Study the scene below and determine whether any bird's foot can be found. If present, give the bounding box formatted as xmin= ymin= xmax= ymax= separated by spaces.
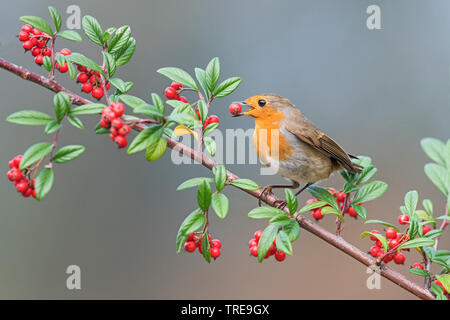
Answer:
xmin=273 ymin=200 xmax=287 ymax=210
xmin=258 ymin=185 xmax=273 ymax=207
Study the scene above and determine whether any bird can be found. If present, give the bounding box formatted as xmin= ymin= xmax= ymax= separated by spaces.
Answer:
xmin=233 ymin=94 xmax=362 ymax=207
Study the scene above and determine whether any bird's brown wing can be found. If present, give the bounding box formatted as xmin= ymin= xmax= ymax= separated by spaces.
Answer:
xmin=286 ymin=124 xmax=362 ymax=173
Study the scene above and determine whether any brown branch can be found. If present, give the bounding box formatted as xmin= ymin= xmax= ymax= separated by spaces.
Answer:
xmin=0 ymin=55 xmax=435 ymax=300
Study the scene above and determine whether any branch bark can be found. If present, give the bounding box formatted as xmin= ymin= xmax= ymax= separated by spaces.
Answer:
xmin=0 ymin=56 xmax=435 ymax=300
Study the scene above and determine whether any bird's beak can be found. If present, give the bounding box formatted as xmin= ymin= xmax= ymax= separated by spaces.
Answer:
xmin=232 ymin=101 xmax=253 ymax=117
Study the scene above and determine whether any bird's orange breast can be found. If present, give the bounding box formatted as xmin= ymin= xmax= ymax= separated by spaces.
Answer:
xmin=253 ymin=110 xmax=293 ymax=163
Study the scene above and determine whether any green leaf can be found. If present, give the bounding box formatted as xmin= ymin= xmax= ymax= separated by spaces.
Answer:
xmin=119 ymin=94 xmax=147 ymax=109
xmin=203 ymin=122 xmax=219 ymax=136
xmin=352 ymin=181 xmax=388 ymax=204
xmin=257 ymin=224 xmax=279 ymax=262
xmin=68 ymin=115 xmax=84 ymax=129
xmin=70 ymin=103 xmax=106 ymax=115
xmin=177 ymin=177 xmax=213 ymax=191
xmin=95 ymin=122 xmax=109 ymax=134
xmin=204 ymin=136 xmax=216 ymax=156
xmin=213 ymin=77 xmax=242 ymax=98
xmin=212 ymin=165 xmax=227 ymax=192
xmin=355 ymin=166 xmax=377 ymax=185
xmin=423 ymin=199 xmax=434 ymax=216
xmin=424 ymin=163 xmax=448 ymax=196
xmin=321 ymin=206 xmax=345 ymax=222
xmin=352 ymin=204 xmax=367 ymax=219
xmin=408 ymin=268 xmax=430 ymax=277
xmin=307 ymin=185 xmax=339 ymax=210
xmin=211 ymin=193 xmax=229 ymax=219
xmin=115 ymin=37 xmax=136 ymax=67
xmin=230 ymin=179 xmax=259 ymax=190
xmin=108 ymin=25 xmax=131 ymax=53
xmin=34 ymin=168 xmax=54 ymax=201
xmin=298 ymin=201 xmax=327 ymax=214
xmin=435 ymin=274 xmax=450 ymax=293
xmin=197 ymin=180 xmax=212 ymax=211
xmin=66 ymin=53 xmax=105 ymax=76
xmin=424 ymin=230 xmax=443 ymax=239
xmin=53 ymin=145 xmax=85 ymax=163
xmin=205 ymin=57 xmax=220 ymax=92
xmin=436 ymin=215 xmax=450 ymax=221
xmin=44 ymin=120 xmax=61 ymax=134
xmin=127 ymin=125 xmax=163 ymax=154
xmin=48 ymin=7 xmax=61 ymax=32
xmin=6 ymin=110 xmax=53 ymax=126
xmin=269 ymin=214 xmax=292 ymax=226
xmin=53 ymin=92 xmax=71 ymax=122
xmin=201 ymin=231 xmax=211 ymax=263
xmin=82 ymin=15 xmax=103 ymax=46
xmin=57 ymin=30 xmax=82 ymax=42
xmin=175 ymin=209 xmax=204 ymax=253
xmin=19 ymin=16 xmax=53 ymax=36
xmin=157 ymin=67 xmax=199 ymax=91
xmin=397 ymin=237 xmax=435 ymax=250
xmin=43 ymin=56 xmax=52 ymax=72
xmin=197 ymin=100 xmax=208 ymax=123
xmin=20 ymin=142 xmax=53 ymax=170
xmin=365 ymin=220 xmax=399 ymax=232
xmin=283 ymin=220 xmax=301 ymax=242
xmin=431 ymin=283 xmax=448 ymax=300
xmin=145 ymin=138 xmax=167 ymax=162
xmin=421 ymin=138 xmax=446 ymax=166
xmin=285 ymin=189 xmax=298 ymax=215
xmin=195 ymin=68 xmax=210 ymax=99
xmin=103 ymin=51 xmax=116 ymax=77
xmin=276 ymin=230 xmax=293 ymax=255
xmin=109 ymin=78 xmax=126 ymax=92
xmin=404 ymin=190 xmax=419 ymax=216
xmin=103 ymin=27 xmax=117 ymax=43
xmin=134 ymin=104 xmax=164 ymax=119
xmin=248 ymin=206 xmax=286 ymax=219
xmin=151 ymin=93 xmax=165 ymax=114
xmin=360 ymin=231 xmax=388 ymax=252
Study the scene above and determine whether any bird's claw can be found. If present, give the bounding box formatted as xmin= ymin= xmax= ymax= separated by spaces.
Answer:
xmin=258 ymin=185 xmax=273 ymax=207
xmin=274 ymin=200 xmax=287 ymax=210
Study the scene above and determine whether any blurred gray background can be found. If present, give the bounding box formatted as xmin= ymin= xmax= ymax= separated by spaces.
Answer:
xmin=0 ymin=0 xmax=449 ymax=299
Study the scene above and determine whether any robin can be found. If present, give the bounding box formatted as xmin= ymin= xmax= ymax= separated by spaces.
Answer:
xmin=233 ymin=94 xmax=362 ymax=206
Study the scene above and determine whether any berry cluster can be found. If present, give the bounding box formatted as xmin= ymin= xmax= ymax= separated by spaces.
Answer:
xmin=18 ymin=24 xmax=52 ymax=66
xmin=99 ymin=102 xmax=130 ymax=148
xmin=184 ymin=233 xmax=222 ymax=259
xmin=306 ymin=188 xmax=359 ymax=221
xmin=54 ymin=48 xmax=72 ymax=73
xmin=164 ymin=81 xmax=220 ymax=130
xmin=77 ymin=66 xmax=110 ymax=100
xmin=6 ymin=155 xmax=36 ymax=199
xmin=248 ymin=230 xmax=286 ymax=262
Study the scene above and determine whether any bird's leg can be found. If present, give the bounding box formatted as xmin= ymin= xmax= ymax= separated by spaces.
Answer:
xmin=295 ymin=182 xmax=313 ymax=196
xmin=258 ymin=181 xmax=300 ymax=208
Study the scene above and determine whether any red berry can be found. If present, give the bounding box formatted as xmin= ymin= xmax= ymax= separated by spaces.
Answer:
xmin=22 ymin=40 xmax=33 ymax=51
xmin=164 ymin=87 xmax=177 ymax=99
xmin=184 ymin=241 xmax=196 ymax=253
xmin=337 ymin=191 xmax=346 ymax=202
xmin=383 ymin=254 xmax=393 ymax=263
xmin=347 ymin=206 xmax=358 ymax=217
xmin=82 ymin=82 xmax=93 ymax=93
xmin=118 ymin=124 xmax=131 ymax=136
xmin=100 ymin=118 xmax=111 ymax=129
xmin=7 ymin=168 xmax=22 ymax=182
xmin=385 ymin=227 xmax=397 ymax=239
xmin=229 ymin=103 xmax=242 ymax=116
xmin=250 ymin=245 xmax=258 ymax=257
xmin=36 ymin=39 xmax=46 ymax=48
xmin=21 ymin=24 xmax=33 ymax=33
xmin=370 ymin=230 xmax=380 ymax=241
xmin=59 ymin=48 xmax=72 ymax=56
xmin=58 ymin=62 xmax=69 ymax=73
xmin=31 ymin=28 xmax=41 ymax=36
xmin=207 ymin=115 xmax=219 ymax=124
xmin=274 ymin=250 xmax=286 ymax=262
xmin=31 ymin=47 xmax=41 ymax=56
xmin=16 ymin=180 xmax=28 ymax=193
xmin=389 ymin=238 xmax=399 ymax=249
xmin=92 ymin=87 xmax=104 ymax=100
xmin=312 ymin=208 xmax=324 ymax=220
xmin=114 ymin=136 xmax=128 ymax=149
xmin=8 ymin=160 xmax=16 ymax=168
xmin=376 ymin=250 xmax=385 ymax=258
xmin=89 ymin=75 xmax=97 ymax=84
xmin=411 ymin=263 xmax=424 ymax=269
xmin=171 ymin=81 xmax=182 ymax=90
xmin=305 ymin=198 xmax=318 ymax=205
xmin=179 ymin=96 xmax=188 ymax=103
xmin=13 ymin=155 xmax=23 ymax=167
xmin=398 ymin=214 xmax=409 ymax=225
xmin=30 ymin=37 xmax=38 ymax=46
xmin=77 ymin=73 xmax=88 ymax=83
xmin=433 ymin=280 xmax=446 ymax=293
xmin=376 ymin=240 xmax=383 ymax=248
xmin=267 ymin=244 xmax=276 ymax=256
xmin=34 ymin=54 xmax=44 ymax=65
xmin=187 ymin=233 xmax=195 ymax=241
xmin=42 ymin=47 xmax=52 ymax=56
xmin=111 ymin=102 xmax=125 ymax=117
xmin=210 ymin=247 xmax=221 ymax=259
xmin=248 ymin=239 xmax=258 ymax=248
xmin=393 ymin=253 xmax=405 ymax=265
xmin=254 ymin=230 xmax=263 ymax=241
xmin=22 ymin=187 xmax=33 ymax=198
xmin=106 ymin=82 xmax=111 ymax=90
xmin=77 ymin=65 xmax=87 ymax=72
xmin=18 ymin=31 xmax=29 ymax=42
xmin=211 ymin=239 xmax=222 ymax=249
xmin=370 ymin=246 xmax=380 ymax=257
xmin=422 ymin=225 xmax=431 ymax=235
xmin=111 ymin=118 xmax=123 ymax=129
xmin=31 ymin=188 xmax=36 ymax=199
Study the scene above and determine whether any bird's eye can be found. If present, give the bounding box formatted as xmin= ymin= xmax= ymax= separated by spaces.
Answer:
xmin=258 ymin=99 xmax=266 ymax=107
